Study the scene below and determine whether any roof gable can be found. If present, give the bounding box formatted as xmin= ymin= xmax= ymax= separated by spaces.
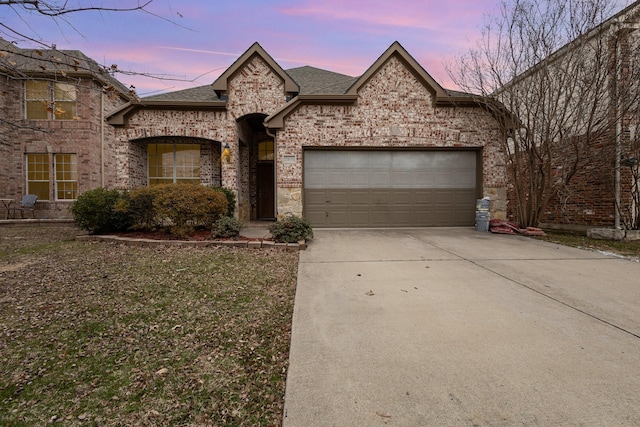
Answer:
xmin=346 ymin=41 xmax=447 ymax=98
xmin=211 ymin=42 xmax=299 ymax=95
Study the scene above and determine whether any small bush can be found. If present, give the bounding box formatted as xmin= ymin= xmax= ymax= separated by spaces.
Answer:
xmin=268 ymin=214 xmax=314 ymax=243
xmin=211 ymin=186 xmax=236 ymax=217
xmin=150 ymin=184 xmax=228 ymax=238
xmin=70 ymin=188 xmax=132 ymax=233
xmin=127 ymin=188 xmax=158 ymax=230
xmin=212 ymin=216 xmax=243 ymax=239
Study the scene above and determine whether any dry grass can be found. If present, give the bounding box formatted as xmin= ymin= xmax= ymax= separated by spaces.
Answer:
xmin=0 ymin=225 xmax=298 ymax=426
xmin=535 ymin=231 xmax=640 ymax=260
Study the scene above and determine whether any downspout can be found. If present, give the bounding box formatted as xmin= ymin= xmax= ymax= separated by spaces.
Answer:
xmin=614 ymin=22 xmax=622 ymax=230
xmin=101 ymin=90 xmax=105 ymax=188
xmin=615 ymin=84 xmax=621 ymax=229
xmin=613 ymin=21 xmax=640 ymax=230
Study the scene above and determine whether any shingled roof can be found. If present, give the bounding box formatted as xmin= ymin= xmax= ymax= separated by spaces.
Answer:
xmin=0 ymin=38 xmax=131 ymax=97
xmin=141 ymin=65 xmax=359 ymax=103
xmin=143 ymin=85 xmax=222 ymax=102
xmin=285 ymin=66 xmax=358 ymax=95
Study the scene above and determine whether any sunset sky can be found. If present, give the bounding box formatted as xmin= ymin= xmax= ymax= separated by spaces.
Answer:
xmin=1 ymin=0 xmax=632 ymax=96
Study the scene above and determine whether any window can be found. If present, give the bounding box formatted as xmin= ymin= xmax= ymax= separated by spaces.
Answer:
xmin=258 ymin=140 xmax=274 ymax=161
xmin=26 ymin=154 xmax=50 ymax=200
xmin=25 ymin=81 xmax=49 ymax=120
xmin=55 ymin=154 xmax=77 ymax=200
xmin=26 ymin=153 xmax=77 ymax=200
xmin=53 ymin=83 xmax=77 ymax=120
xmin=148 ymin=144 xmax=200 ymax=185
xmin=25 ymin=80 xmax=77 ymax=120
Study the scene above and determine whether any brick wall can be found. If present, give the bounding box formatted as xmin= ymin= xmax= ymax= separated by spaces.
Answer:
xmin=0 ymin=77 xmax=127 ymax=218
xmin=274 ymin=55 xmax=507 ymax=218
xmin=113 ymin=55 xmax=290 ymax=221
xmin=113 ymin=109 xmax=232 ymax=189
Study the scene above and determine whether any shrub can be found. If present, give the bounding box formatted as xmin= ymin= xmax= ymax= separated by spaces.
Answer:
xmin=268 ymin=214 xmax=314 ymax=243
xmin=212 ymin=216 xmax=243 ymax=239
xmin=211 ymin=186 xmax=236 ymax=217
xmin=70 ymin=188 xmax=132 ymax=233
xmin=127 ymin=187 xmax=158 ymax=230
xmin=150 ymin=184 xmax=228 ymax=238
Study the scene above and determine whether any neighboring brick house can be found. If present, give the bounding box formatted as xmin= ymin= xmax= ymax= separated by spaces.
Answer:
xmin=0 ymin=38 xmax=132 ymax=218
xmin=497 ymin=2 xmax=640 ymax=231
xmin=107 ymin=42 xmax=508 ymax=227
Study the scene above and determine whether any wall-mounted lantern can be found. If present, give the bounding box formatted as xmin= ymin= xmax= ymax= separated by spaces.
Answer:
xmin=222 ymin=143 xmax=231 ymax=163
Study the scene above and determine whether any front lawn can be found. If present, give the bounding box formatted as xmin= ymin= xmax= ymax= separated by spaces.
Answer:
xmin=0 ymin=225 xmax=298 ymax=426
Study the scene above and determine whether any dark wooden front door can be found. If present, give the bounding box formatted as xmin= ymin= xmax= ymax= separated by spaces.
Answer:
xmin=257 ymin=162 xmax=274 ymax=219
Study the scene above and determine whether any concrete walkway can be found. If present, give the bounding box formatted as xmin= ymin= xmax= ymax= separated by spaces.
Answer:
xmin=283 ymin=228 xmax=640 ymax=426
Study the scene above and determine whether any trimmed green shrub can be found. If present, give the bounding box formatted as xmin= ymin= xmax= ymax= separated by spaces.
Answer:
xmin=70 ymin=188 xmax=132 ymax=233
xmin=149 ymin=183 xmax=227 ymax=238
xmin=127 ymin=187 xmax=158 ymax=230
xmin=268 ymin=214 xmax=314 ymax=243
xmin=210 ymin=186 xmax=236 ymax=217
xmin=212 ymin=216 xmax=243 ymax=239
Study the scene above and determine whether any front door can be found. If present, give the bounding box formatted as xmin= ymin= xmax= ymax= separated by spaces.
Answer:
xmin=257 ymin=162 xmax=274 ymax=219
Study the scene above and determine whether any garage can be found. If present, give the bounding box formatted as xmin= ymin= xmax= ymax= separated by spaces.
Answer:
xmin=303 ymin=150 xmax=480 ymax=227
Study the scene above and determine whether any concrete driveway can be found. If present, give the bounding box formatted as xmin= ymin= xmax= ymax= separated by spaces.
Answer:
xmin=283 ymin=228 xmax=640 ymax=426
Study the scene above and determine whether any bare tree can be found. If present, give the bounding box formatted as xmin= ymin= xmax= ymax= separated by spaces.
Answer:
xmin=448 ymin=0 xmax=640 ymax=229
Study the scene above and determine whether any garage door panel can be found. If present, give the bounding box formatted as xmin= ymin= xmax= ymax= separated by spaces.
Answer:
xmin=350 ymin=191 xmax=370 ymax=206
xmin=327 ymin=171 xmax=350 ymax=187
xmin=349 ymin=209 xmax=371 ymax=227
xmin=391 ymin=190 xmax=413 ymax=206
xmin=328 ymin=190 xmax=349 ymax=206
xmin=306 ymin=210 xmax=329 ymax=226
xmin=391 ymin=171 xmax=413 ymax=187
xmin=305 ymin=189 xmax=328 ymax=207
xmin=304 ymin=150 xmax=479 ymax=227
xmin=371 ymin=208 xmax=392 ymax=227
xmin=370 ymin=171 xmax=391 ymax=187
xmin=349 ymin=171 xmax=370 ymax=187
xmin=391 ymin=210 xmax=412 ymax=227
xmin=327 ymin=210 xmax=349 ymax=227
xmin=370 ymin=190 xmax=391 ymax=207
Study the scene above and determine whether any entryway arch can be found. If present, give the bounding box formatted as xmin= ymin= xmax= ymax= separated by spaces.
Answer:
xmin=236 ymin=113 xmax=275 ymax=221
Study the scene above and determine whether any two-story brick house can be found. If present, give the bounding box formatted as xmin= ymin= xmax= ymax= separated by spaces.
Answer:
xmin=0 ymin=38 xmax=132 ymax=218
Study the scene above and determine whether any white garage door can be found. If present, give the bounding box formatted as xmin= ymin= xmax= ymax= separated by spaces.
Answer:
xmin=304 ymin=150 xmax=479 ymax=227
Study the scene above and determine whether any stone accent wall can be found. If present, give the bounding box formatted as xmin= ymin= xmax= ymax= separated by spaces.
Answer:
xmin=274 ymin=55 xmax=507 ymax=219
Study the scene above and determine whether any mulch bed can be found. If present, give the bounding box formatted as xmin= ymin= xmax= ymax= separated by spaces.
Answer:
xmin=110 ymin=229 xmax=269 ymax=242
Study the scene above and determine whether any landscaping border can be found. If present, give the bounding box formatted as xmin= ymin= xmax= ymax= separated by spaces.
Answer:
xmin=76 ymin=235 xmax=307 ymax=250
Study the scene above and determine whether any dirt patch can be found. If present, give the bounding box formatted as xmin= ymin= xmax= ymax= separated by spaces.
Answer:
xmin=0 ymin=260 xmax=33 ymax=273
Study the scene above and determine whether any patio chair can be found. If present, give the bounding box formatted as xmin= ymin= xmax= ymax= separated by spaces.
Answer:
xmin=12 ymin=194 xmax=38 ymax=219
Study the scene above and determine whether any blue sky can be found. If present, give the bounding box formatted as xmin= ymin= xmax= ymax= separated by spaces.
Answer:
xmin=0 ymin=0 xmax=632 ymax=95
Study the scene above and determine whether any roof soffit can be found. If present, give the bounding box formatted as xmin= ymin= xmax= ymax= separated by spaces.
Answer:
xmin=346 ymin=41 xmax=447 ymax=98
xmin=211 ymin=42 xmax=299 ymax=95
